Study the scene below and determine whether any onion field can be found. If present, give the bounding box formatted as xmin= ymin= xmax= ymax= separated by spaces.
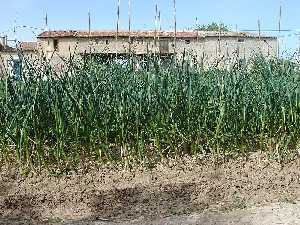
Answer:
xmin=0 ymin=56 xmax=300 ymax=170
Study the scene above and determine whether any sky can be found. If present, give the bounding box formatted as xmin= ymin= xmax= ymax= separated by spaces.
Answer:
xmin=0 ymin=0 xmax=299 ymax=55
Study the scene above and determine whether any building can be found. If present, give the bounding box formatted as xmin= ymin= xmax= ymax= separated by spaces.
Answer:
xmin=1 ymin=30 xmax=278 ymax=75
xmin=37 ymin=30 xmax=278 ymax=66
xmin=0 ymin=39 xmax=38 ymax=77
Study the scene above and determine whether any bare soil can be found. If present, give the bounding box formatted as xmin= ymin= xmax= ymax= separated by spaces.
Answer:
xmin=0 ymin=153 xmax=300 ymax=225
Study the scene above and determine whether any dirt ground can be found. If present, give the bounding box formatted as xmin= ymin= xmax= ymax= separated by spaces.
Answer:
xmin=0 ymin=152 xmax=300 ymax=225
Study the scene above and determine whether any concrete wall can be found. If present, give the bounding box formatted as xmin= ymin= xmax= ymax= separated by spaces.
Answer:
xmin=39 ymin=37 xmax=159 ymax=57
xmin=173 ymin=36 xmax=277 ymax=65
xmin=0 ymin=51 xmax=38 ymax=77
xmin=1 ymin=35 xmax=277 ymax=76
xmin=38 ymin=35 xmax=277 ymax=67
xmin=0 ymin=51 xmax=19 ymax=76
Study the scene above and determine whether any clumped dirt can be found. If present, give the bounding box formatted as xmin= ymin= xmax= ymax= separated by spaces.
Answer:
xmin=0 ymin=153 xmax=300 ymax=225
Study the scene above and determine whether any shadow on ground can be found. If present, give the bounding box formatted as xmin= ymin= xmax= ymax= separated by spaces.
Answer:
xmin=0 ymin=182 xmax=228 ymax=225
xmin=0 ymin=155 xmax=299 ymax=225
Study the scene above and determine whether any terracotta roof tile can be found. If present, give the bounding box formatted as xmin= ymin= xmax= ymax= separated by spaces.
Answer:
xmin=19 ymin=42 xmax=38 ymax=51
xmin=0 ymin=43 xmax=16 ymax=52
xmin=38 ymin=30 xmax=276 ymax=39
xmin=0 ymin=42 xmax=38 ymax=52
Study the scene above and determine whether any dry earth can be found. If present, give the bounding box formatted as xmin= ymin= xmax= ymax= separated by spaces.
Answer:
xmin=0 ymin=153 xmax=300 ymax=225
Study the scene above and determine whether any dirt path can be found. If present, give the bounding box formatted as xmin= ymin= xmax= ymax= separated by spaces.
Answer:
xmin=62 ymin=202 xmax=300 ymax=225
xmin=2 ymin=201 xmax=300 ymax=225
xmin=0 ymin=153 xmax=300 ymax=225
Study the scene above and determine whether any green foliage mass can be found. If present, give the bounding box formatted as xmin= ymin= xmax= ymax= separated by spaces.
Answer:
xmin=196 ymin=22 xmax=230 ymax=31
xmin=0 ymin=56 xmax=299 ymax=171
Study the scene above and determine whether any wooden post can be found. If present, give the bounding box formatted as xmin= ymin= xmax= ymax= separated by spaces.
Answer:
xmin=88 ymin=9 xmax=91 ymax=44
xmin=257 ymin=19 xmax=262 ymax=53
xmin=87 ymin=10 xmax=92 ymax=54
xmin=279 ymin=3 xmax=282 ymax=33
xmin=278 ymin=2 xmax=282 ymax=57
xmin=128 ymin=0 xmax=132 ymax=55
xmin=45 ymin=12 xmax=48 ymax=31
xmin=116 ymin=0 xmax=121 ymax=59
xmin=196 ymin=17 xmax=199 ymax=43
xmin=158 ymin=10 xmax=161 ymax=31
xmin=4 ymin=35 xmax=8 ymax=46
xmin=88 ymin=10 xmax=91 ymax=36
xmin=258 ymin=19 xmax=261 ymax=41
xmin=116 ymin=0 xmax=120 ymax=38
xmin=88 ymin=9 xmax=92 ymax=54
xmin=154 ymin=2 xmax=158 ymax=51
xmin=173 ymin=0 xmax=177 ymax=54
xmin=218 ymin=22 xmax=221 ymax=55
xmin=13 ymin=15 xmax=17 ymax=47
xmin=158 ymin=9 xmax=161 ymax=55
xmin=235 ymin=24 xmax=239 ymax=60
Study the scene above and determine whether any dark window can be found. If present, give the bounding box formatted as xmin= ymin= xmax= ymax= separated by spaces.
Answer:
xmin=160 ymin=40 xmax=170 ymax=53
xmin=238 ymin=38 xmax=245 ymax=43
xmin=105 ymin=40 xmax=109 ymax=45
xmin=53 ymin=39 xmax=59 ymax=50
xmin=185 ymin=40 xmax=191 ymax=44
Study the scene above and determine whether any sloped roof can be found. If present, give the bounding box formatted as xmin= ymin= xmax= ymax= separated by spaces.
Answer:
xmin=38 ymin=30 xmax=277 ymax=39
xmin=0 ymin=42 xmax=38 ymax=53
xmin=19 ymin=42 xmax=38 ymax=51
xmin=0 ymin=43 xmax=16 ymax=52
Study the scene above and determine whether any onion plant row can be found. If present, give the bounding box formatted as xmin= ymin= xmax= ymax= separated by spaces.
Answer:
xmin=0 ymin=55 xmax=300 ymax=170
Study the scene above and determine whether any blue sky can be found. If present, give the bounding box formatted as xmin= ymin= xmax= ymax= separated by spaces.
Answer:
xmin=0 ymin=0 xmax=299 ymax=55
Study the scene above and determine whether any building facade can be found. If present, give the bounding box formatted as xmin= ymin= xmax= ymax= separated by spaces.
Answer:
xmin=0 ymin=30 xmax=278 ymax=75
xmin=37 ymin=30 xmax=278 ymax=66
xmin=0 ymin=40 xmax=38 ymax=77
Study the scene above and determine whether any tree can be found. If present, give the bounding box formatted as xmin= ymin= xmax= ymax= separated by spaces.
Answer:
xmin=195 ymin=22 xmax=230 ymax=32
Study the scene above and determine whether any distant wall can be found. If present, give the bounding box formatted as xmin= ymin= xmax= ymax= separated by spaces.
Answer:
xmin=0 ymin=51 xmax=18 ymax=76
xmin=0 ymin=51 xmax=38 ymax=77
xmin=38 ymin=35 xmax=277 ymax=67
xmin=0 ymin=35 xmax=278 ymax=77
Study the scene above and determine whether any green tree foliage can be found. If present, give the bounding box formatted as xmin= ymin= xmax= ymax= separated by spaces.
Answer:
xmin=196 ymin=22 xmax=230 ymax=31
